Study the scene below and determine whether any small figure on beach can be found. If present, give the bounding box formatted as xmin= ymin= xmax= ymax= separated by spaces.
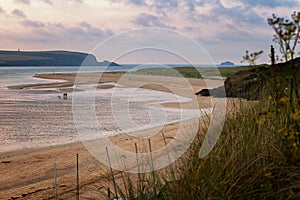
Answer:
xmin=63 ymin=93 xmax=67 ymax=100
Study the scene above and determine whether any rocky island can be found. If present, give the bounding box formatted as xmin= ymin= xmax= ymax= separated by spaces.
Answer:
xmin=220 ymin=61 xmax=235 ymax=66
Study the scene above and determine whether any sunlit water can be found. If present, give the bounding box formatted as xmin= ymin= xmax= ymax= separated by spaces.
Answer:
xmin=0 ymin=66 xmax=207 ymax=152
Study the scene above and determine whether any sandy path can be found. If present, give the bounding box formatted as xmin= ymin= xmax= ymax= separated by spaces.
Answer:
xmin=0 ymin=73 xmax=218 ymax=199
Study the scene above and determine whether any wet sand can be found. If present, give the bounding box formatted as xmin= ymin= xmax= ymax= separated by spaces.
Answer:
xmin=0 ymin=73 xmax=219 ymax=199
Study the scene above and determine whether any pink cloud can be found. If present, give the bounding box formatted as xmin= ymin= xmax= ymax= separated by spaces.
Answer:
xmin=11 ymin=9 xmax=26 ymax=18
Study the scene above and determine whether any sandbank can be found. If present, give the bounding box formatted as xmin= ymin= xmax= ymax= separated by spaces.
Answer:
xmin=1 ymin=72 xmax=219 ymax=199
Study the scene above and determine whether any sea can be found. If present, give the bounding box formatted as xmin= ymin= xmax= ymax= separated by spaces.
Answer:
xmin=0 ymin=65 xmax=128 ymax=86
xmin=0 ymin=64 xmax=220 ymax=86
xmin=0 ymin=64 xmax=212 ymax=153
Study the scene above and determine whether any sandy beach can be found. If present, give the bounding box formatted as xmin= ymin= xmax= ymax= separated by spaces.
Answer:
xmin=0 ymin=72 xmax=220 ymax=199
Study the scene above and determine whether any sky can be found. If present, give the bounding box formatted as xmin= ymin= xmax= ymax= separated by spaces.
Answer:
xmin=0 ymin=0 xmax=299 ymax=64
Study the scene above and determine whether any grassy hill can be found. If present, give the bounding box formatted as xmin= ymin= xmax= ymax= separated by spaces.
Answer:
xmin=224 ymin=57 xmax=300 ymax=99
xmin=0 ymin=50 xmax=119 ymax=66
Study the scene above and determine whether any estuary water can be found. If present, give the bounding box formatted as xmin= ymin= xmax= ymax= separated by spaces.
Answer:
xmin=0 ymin=65 xmax=208 ymax=153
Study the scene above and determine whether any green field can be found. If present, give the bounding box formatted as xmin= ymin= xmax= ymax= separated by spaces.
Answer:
xmin=130 ymin=65 xmax=249 ymax=79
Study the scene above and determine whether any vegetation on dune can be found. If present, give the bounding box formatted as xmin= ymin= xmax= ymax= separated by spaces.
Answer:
xmin=108 ymin=58 xmax=300 ymax=200
xmin=241 ymin=50 xmax=264 ymax=66
xmin=107 ymin=11 xmax=300 ymax=200
xmin=225 ymin=57 xmax=300 ymax=100
xmin=267 ymin=11 xmax=300 ymax=62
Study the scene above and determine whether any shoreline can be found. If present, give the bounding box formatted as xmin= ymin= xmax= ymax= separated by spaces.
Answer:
xmin=1 ymin=72 xmax=214 ymax=154
xmin=0 ymin=72 xmax=217 ymax=199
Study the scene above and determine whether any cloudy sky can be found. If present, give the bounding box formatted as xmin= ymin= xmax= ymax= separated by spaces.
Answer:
xmin=0 ymin=0 xmax=299 ymax=64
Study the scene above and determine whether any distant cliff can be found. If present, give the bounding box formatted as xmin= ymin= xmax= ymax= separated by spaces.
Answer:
xmin=0 ymin=50 xmax=120 ymax=66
